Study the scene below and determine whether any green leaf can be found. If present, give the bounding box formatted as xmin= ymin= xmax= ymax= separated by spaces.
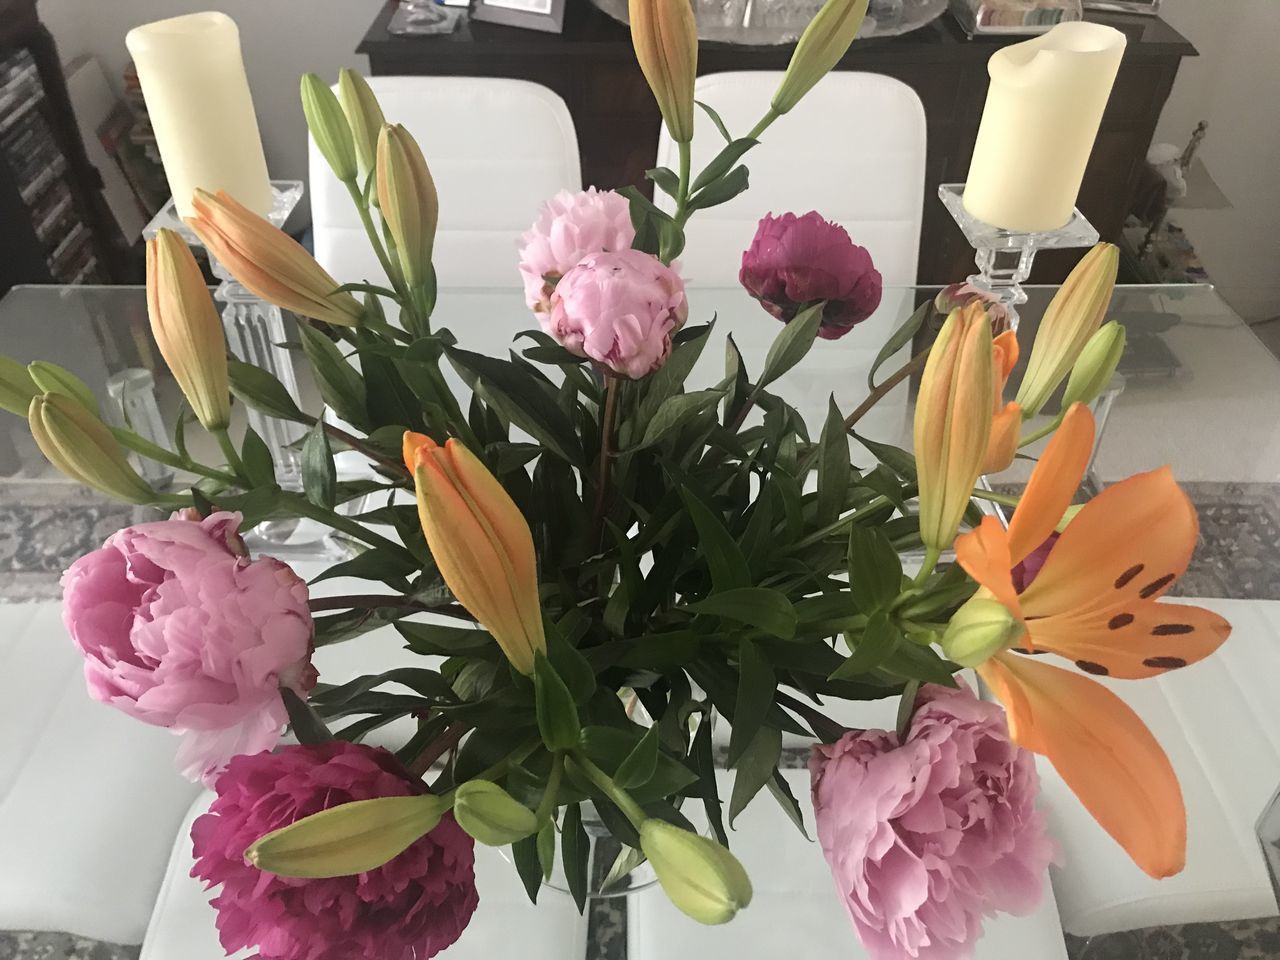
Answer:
xmin=687 ymin=164 xmax=749 ymax=212
xmin=686 ymin=587 xmax=797 ymax=640
xmin=579 ymin=727 xmax=699 ymax=802
xmin=537 ymin=820 xmax=556 ymax=881
xmin=816 ymin=396 xmax=852 ymax=526
xmin=614 ymin=726 xmax=660 ymax=789
xmin=600 ymin=843 xmax=646 ymax=896
xmin=884 ymin=643 xmax=960 ymax=687
xmin=723 ymin=333 xmax=750 ymax=423
xmin=691 ymin=715 xmax=728 ymax=846
xmin=227 ymin=359 xmax=309 ymax=422
xmin=727 ymin=640 xmax=776 ymax=767
xmin=646 ymin=165 xmax=681 ymax=198
xmin=512 ymin=834 xmax=542 ymax=904
xmin=533 ymin=652 xmax=580 ymax=752
xmin=856 ymin=434 xmax=918 ymax=482
xmin=637 ymin=322 xmax=713 ymax=421
xmin=868 ymin=299 xmax=931 ymax=390
xmin=631 ymin=389 xmax=725 ymax=450
xmin=240 ymin=426 xmax=276 ymax=487
xmin=396 ymin=622 xmax=497 ymax=658
xmin=831 ymin=610 xmax=902 ymax=679
xmin=696 ymin=99 xmax=733 ymax=142
xmin=297 ymin=324 xmax=368 ymax=428
xmin=691 ymin=138 xmax=758 ymax=194
xmin=847 ymin=525 xmax=904 ymax=614
xmin=546 ymin=629 xmax=596 ymax=704
xmin=301 ymin=421 xmax=337 ymax=509
xmin=281 ymin=688 xmax=334 ymax=745
xmin=561 ymin=804 xmax=589 ymax=911
xmin=309 ymin=547 xmax=417 ymax=590
xmin=678 ymin=487 xmax=751 ymax=592
xmin=728 ymin=725 xmax=781 ymax=827
xmin=766 ymin=770 xmax=810 ymax=839
xmin=333 ymin=281 xmax=399 ymax=298
xmin=759 ymin=302 xmax=823 ymax=388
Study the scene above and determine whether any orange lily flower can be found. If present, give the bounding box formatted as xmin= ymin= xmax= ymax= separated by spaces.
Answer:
xmin=403 ymin=432 xmax=545 ymax=674
xmin=954 ymin=402 xmax=1231 ymax=879
xmin=982 ymin=328 xmax=1021 ymax=475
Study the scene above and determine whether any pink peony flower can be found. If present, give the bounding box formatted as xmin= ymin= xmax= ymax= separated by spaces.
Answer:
xmin=740 ymin=211 xmax=883 ymax=340
xmin=61 ymin=510 xmax=315 ymax=782
xmin=810 ymin=683 xmax=1055 ymax=960
xmin=935 ymin=282 xmax=1012 ymax=335
xmin=519 ymin=187 xmax=636 ymax=313
xmin=546 ymin=248 xmax=688 ymax=379
xmin=192 ymin=742 xmax=478 ymax=960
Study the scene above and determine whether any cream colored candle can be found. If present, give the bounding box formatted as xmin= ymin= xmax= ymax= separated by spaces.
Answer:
xmin=126 ymin=12 xmax=272 ymax=217
xmin=963 ymin=22 xmax=1126 ymax=232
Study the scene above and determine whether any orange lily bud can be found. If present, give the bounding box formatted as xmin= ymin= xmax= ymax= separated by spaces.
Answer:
xmin=29 ymin=394 xmax=156 ymax=504
xmin=146 ymin=228 xmax=231 ymax=431
xmin=915 ymin=301 xmax=994 ymax=555
xmin=1016 ymin=243 xmax=1118 ymax=418
xmin=186 ymin=189 xmax=364 ymax=328
xmin=772 ymin=0 xmax=870 ymax=115
xmin=629 ymin=0 xmax=698 ymax=143
xmin=404 ymin=432 xmax=545 ymax=675
xmin=376 ymin=124 xmax=438 ymax=291
xmin=982 ymin=327 xmax=1021 ymax=475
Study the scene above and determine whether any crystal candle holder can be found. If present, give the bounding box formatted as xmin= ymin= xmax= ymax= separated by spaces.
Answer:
xmin=939 ymin=183 xmax=1100 ymax=329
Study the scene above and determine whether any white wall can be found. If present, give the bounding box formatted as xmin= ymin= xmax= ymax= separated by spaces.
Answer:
xmin=37 ymin=0 xmax=385 ymax=226
xmin=1153 ymin=0 xmax=1280 ymax=322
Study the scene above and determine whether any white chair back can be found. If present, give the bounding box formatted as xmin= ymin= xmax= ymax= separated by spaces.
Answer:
xmin=310 ymin=76 xmax=582 ymax=289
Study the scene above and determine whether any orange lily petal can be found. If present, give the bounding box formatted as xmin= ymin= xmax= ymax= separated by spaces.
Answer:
xmin=981 ymin=402 xmax=1021 ymax=475
xmin=402 ymin=430 xmax=434 ymax=472
xmin=979 ymin=652 xmax=1186 ymax=878
xmin=1007 ymin=402 xmax=1095 ymax=565
xmin=993 ymin=329 xmax=1020 ymax=385
xmin=954 ymin=516 xmax=1022 ymax=619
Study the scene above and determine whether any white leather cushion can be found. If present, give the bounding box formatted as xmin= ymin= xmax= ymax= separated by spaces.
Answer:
xmin=628 ymin=769 xmax=1069 ymax=960
xmin=1041 ymin=597 xmax=1280 ymax=935
xmin=140 ymin=792 xmax=587 ymax=960
xmin=0 ymin=602 xmax=202 ymax=943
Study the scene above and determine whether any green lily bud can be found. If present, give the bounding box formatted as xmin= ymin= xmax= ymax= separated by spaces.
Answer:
xmin=301 ymin=73 xmax=358 ymax=184
xmin=1056 ymin=502 xmax=1085 ymax=534
xmin=0 ymin=355 xmax=38 ymax=416
xmin=452 ymin=780 xmax=539 ymax=847
xmin=28 ymin=394 xmax=155 ymax=504
xmin=28 ymin=361 xmax=99 ymax=415
xmin=772 ymin=0 xmax=870 ymax=115
xmin=939 ymin=595 xmax=1024 ymax=667
xmin=1061 ymin=321 xmax=1126 ymax=409
xmin=338 ymin=68 xmax=386 ymax=181
xmin=376 ymin=123 xmax=439 ymax=290
xmin=247 ymin=794 xmax=450 ymax=879
xmin=640 ymin=820 xmax=753 ymax=925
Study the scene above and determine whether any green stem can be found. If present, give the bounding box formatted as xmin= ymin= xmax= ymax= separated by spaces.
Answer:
xmin=322 ymin=422 xmax=409 ymax=478
xmin=844 ymin=348 xmax=931 ymax=432
xmin=747 ymin=107 xmax=781 ymax=142
xmin=1018 ymin=414 xmax=1064 ymax=449
xmin=571 ymin=751 xmax=647 ymax=830
xmin=281 ymin=492 xmax=415 ymax=557
xmin=971 ymin=488 xmax=1020 ymax=507
xmin=535 ymin=753 xmax=566 ymax=825
xmin=673 ymin=139 xmax=693 ymax=223
xmin=110 ymin=427 xmax=238 ymax=485
xmin=913 ymin=546 xmax=941 ymax=587
xmin=345 ymin=181 xmax=408 ymax=302
xmin=214 ymin=429 xmax=246 ymax=478
xmin=790 ymin=492 xmax=904 ymax=551
xmin=590 ymin=375 xmax=621 ymax=541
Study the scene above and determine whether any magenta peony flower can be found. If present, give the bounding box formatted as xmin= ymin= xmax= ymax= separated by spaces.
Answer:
xmin=810 ymin=683 xmax=1055 ymax=960
xmin=1011 ymin=532 xmax=1059 ymax=593
xmin=61 ymin=510 xmax=315 ymax=782
xmin=739 ymin=211 xmax=883 ymax=340
xmin=192 ymin=742 xmax=478 ymax=960
xmin=935 ymin=282 xmax=1012 ymax=335
xmin=546 ymin=248 xmax=688 ymax=379
xmin=519 ymin=187 xmax=636 ymax=313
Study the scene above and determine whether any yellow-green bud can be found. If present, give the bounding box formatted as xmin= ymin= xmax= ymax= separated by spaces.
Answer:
xmin=28 ymin=361 xmax=99 ymax=415
xmin=301 ymin=73 xmax=358 ymax=184
xmin=1061 ymin=321 xmax=1126 ymax=409
xmin=247 ymin=794 xmax=451 ymax=879
xmin=452 ymin=780 xmax=539 ymax=846
xmin=28 ymin=394 xmax=155 ymax=503
xmin=0 ymin=355 xmax=38 ymax=416
xmin=771 ymin=0 xmax=870 ymax=115
xmin=939 ymin=595 xmax=1024 ymax=667
xmin=640 ymin=820 xmax=753 ymax=925
xmin=338 ymin=68 xmax=385 ymax=181
xmin=1055 ymin=502 xmax=1085 ymax=534
xmin=376 ymin=123 xmax=439 ymax=290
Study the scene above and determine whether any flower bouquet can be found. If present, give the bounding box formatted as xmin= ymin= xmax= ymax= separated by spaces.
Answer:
xmin=0 ymin=0 xmax=1234 ymax=956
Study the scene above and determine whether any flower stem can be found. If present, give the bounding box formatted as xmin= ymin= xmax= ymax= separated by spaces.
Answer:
xmin=790 ymin=491 xmax=906 ymax=551
xmin=912 ymin=546 xmax=940 ymax=587
xmin=570 ymin=751 xmax=647 ymax=830
xmin=322 ymin=422 xmax=409 ymax=478
xmin=844 ymin=348 xmax=931 ymax=432
xmin=281 ymin=492 xmax=416 ymax=558
xmin=970 ymin=488 xmax=1020 ymax=507
xmin=307 ymin=594 xmax=475 ymax=621
xmin=1017 ymin=414 xmax=1064 ymax=449
xmin=674 ymin=140 xmax=692 ymax=222
xmin=591 ymin=375 xmax=621 ymax=540
xmin=747 ymin=107 xmax=780 ymax=142
xmin=345 ymin=181 xmax=408 ymax=303
xmin=535 ymin=752 xmax=566 ymax=826
xmin=214 ymin=428 xmax=246 ymax=478
xmin=409 ymin=722 xmax=469 ymax=777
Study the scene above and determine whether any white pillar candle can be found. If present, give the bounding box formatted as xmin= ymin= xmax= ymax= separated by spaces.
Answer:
xmin=963 ymin=22 xmax=1127 ymax=233
xmin=126 ymin=12 xmax=272 ymax=217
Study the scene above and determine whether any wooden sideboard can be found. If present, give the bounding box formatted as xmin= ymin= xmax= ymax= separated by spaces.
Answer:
xmin=359 ymin=2 xmax=1195 ymax=284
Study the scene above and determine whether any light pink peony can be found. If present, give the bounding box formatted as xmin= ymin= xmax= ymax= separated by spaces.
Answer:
xmin=61 ymin=510 xmax=315 ymax=782
xmin=192 ymin=742 xmax=478 ymax=960
xmin=519 ymin=187 xmax=636 ymax=312
xmin=810 ymin=683 xmax=1055 ymax=960
xmin=545 ymin=248 xmax=688 ymax=379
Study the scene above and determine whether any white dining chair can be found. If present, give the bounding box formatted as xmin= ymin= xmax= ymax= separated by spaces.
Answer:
xmin=310 ymin=76 xmax=582 ymax=289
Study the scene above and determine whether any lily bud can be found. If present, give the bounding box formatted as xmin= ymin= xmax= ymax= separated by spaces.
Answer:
xmin=146 ymin=228 xmax=231 ymax=431
xmin=404 ymin=432 xmax=546 ymax=674
xmin=452 ymin=780 xmax=539 ymax=846
xmin=1061 ymin=321 xmax=1126 ymax=409
xmin=27 ymin=361 xmax=99 ymax=415
xmin=377 ymin=124 xmax=439 ymax=290
xmin=0 ymin=356 xmax=38 ymax=416
xmin=29 ymin=394 xmax=156 ymax=503
xmin=914 ymin=302 xmax=994 ymax=555
xmin=1016 ymin=243 xmax=1118 ymax=417
xmin=247 ymin=794 xmax=450 ymax=879
xmin=301 ymin=72 xmax=358 ymax=184
xmin=772 ymin=0 xmax=870 ymax=115
xmin=629 ymin=0 xmax=697 ymax=143
xmin=940 ymin=595 xmax=1024 ymax=667
xmin=641 ymin=820 xmax=753 ymax=925
xmin=338 ymin=68 xmax=385 ymax=181
xmin=187 ymin=188 xmax=364 ymax=327
xmin=980 ymin=327 xmax=1021 ymax=475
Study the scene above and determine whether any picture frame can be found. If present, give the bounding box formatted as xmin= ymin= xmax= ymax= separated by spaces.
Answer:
xmin=1082 ymin=0 xmax=1161 ymax=14
xmin=470 ymin=0 xmax=567 ymax=34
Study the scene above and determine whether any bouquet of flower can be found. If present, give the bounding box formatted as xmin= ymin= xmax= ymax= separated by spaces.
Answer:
xmin=0 ymin=0 xmax=1233 ymax=956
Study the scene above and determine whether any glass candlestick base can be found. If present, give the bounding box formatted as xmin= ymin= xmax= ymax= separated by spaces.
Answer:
xmin=938 ymin=183 xmax=1100 ymax=329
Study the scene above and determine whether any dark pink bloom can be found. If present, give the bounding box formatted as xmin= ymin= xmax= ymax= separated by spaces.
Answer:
xmin=739 ymin=211 xmax=883 ymax=340
xmin=810 ymin=683 xmax=1054 ymax=960
xmin=192 ymin=742 xmax=478 ymax=960
xmin=61 ymin=510 xmax=315 ymax=782
xmin=1012 ymin=532 xmax=1060 ymax=593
